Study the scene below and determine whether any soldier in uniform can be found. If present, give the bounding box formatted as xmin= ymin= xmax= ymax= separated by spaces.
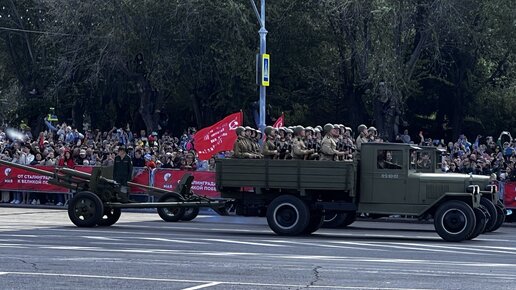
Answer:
xmin=277 ymin=128 xmax=293 ymax=160
xmin=254 ymin=129 xmax=264 ymax=158
xmin=313 ymin=127 xmax=322 ymax=154
xmin=320 ymin=124 xmax=345 ymax=161
xmin=343 ymin=127 xmax=355 ymax=160
xmin=262 ymin=126 xmax=279 ymax=159
xmin=233 ymin=126 xmax=257 ymax=158
xmin=356 ymin=124 xmax=369 ymax=151
xmin=368 ymin=127 xmax=378 ymax=142
xmin=276 ymin=128 xmax=288 ymax=160
xmin=292 ymin=126 xmax=317 ymax=160
xmin=113 ymin=146 xmax=133 ymax=202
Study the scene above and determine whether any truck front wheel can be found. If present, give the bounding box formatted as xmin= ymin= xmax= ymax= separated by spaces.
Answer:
xmin=267 ymin=195 xmax=310 ymax=236
xmin=434 ymin=200 xmax=476 ymax=242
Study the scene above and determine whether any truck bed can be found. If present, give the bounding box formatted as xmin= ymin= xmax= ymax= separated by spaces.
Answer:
xmin=216 ymin=159 xmax=356 ymax=195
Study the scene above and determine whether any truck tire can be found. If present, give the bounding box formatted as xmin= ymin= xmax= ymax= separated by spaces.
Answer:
xmin=303 ymin=210 xmax=324 ymax=235
xmin=480 ymin=197 xmax=498 ymax=232
xmin=467 ymin=207 xmax=486 ymax=240
xmin=266 ymin=195 xmax=310 ymax=236
xmin=97 ymin=208 xmax=122 ymax=227
xmin=434 ymin=200 xmax=476 ymax=242
xmin=68 ymin=191 xmax=104 ymax=227
xmin=181 ymin=207 xmax=200 ymax=221
xmin=157 ymin=193 xmax=185 ymax=222
xmin=490 ymin=204 xmax=505 ymax=232
xmin=323 ymin=212 xmax=356 ymax=228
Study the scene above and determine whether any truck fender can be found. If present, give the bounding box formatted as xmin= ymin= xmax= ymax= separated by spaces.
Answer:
xmin=420 ymin=192 xmax=481 ymax=217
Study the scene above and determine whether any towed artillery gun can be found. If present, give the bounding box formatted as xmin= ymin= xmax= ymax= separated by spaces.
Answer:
xmin=216 ymin=142 xmax=506 ymax=242
xmin=0 ymin=160 xmax=227 ymax=227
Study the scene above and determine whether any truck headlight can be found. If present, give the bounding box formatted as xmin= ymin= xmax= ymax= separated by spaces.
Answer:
xmin=467 ymin=185 xmax=480 ymax=194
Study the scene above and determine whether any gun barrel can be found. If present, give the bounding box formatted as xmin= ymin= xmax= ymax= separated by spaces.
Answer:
xmin=0 ymin=160 xmax=55 ymax=177
xmin=59 ymin=168 xmax=92 ymax=180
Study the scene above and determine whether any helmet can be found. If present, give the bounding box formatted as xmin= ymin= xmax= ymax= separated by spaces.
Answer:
xmin=264 ymin=126 xmax=275 ymax=135
xmin=368 ymin=126 xmax=377 ymax=132
xmin=345 ymin=127 xmax=352 ymax=132
xmin=235 ymin=126 xmax=245 ymax=135
xmin=245 ymin=126 xmax=253 ymax=131
xmin=323 ymin=123 xmax=334 ymax=133
xmin=357 ymin=124 xmax=367 ymax=132
xmin=294 ymin=125 xmax=305 ymax=135
xmin=305 ymin=126 xmax=314 ymax=132
xmin=285 ymin=128 xmax=294 ymax=134
xmin=314 ymin=128 xmax=321 ymax=133
xmin=315 ymin=125 xmax=323 ymax=132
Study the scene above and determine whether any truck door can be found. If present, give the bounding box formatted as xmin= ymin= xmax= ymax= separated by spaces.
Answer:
xmin=371 ymin=149 xmax=407 ymax=204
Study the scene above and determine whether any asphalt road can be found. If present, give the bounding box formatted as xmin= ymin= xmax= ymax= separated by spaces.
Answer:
xmin=0 ymin=208 xmax=515 ymax=290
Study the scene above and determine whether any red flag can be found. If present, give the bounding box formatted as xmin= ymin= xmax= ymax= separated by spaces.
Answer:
xmin=273 ymin=114 xmax=284 ymax=128
xmin=193 ymin=112 xmax=243 ymax=160
xmin=262 ymin=114 xmax=285 ymax=142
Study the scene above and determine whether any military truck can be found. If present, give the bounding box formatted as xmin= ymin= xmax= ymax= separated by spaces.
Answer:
xmin=216 ymin=142 xmax=505 ymax=242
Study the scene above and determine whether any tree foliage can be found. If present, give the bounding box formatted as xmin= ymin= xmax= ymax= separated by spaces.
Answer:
xmin=0 ymin=0 xmax=514 ymax=138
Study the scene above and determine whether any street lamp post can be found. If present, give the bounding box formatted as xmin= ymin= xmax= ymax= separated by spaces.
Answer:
xmin=250 ymin=0 xmax=267 ymax=132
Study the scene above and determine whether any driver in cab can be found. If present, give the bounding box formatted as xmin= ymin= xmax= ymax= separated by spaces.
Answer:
xmin=377 ymin=150 xmax=401 ymax=169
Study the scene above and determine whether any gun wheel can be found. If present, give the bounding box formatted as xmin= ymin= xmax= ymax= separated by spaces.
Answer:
xmin=181 ymin=207 xmax=200 ymax=221
xmin=97 ymin=208 xmax=122 ymax=226
xmin=157 ymin=192 xmax=185 ymax=222
xmin=68 ymin=191 xmax=104 ymax=227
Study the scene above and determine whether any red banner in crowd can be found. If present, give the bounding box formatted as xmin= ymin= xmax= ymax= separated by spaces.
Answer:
xmin=130 ymin=167 xmax=150 ymax=193
xmin=273 ymin=114 xmax=284 ymax=128
xmin=194 ymin=112 xmax=243 ymax=160
xmin=153 ymin=169 xmax=219 ymax=198
xmin=504 ymin=182 xmax=516 ymax=209
xmin=0 ymin=165 xmax=68 ymax=193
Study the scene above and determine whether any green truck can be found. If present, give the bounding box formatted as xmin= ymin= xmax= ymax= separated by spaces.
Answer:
xmin=216 ymin=142 xmax=505 ymax=242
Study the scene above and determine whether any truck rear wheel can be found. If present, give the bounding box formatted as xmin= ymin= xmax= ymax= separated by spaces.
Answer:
xmin=480 ymin=197 xmax=498 ymax=232
xmin=434 ymin=200 xmax=476 ymax=242
xmin=467 ymin=207 xmax=486 ymax=240
xmin=157 ymin=193 xmax=185 ymax=222
xmin=303 ymin=210 xmax=324 ymax=235
xmin=323 ymin=211 xmax=356 ymax=228
xmin=266 ymin=195 xmax=310 ymax=236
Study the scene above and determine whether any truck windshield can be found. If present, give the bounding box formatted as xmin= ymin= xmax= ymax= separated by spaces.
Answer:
xmin=409 ymin=149 xmax=433 ymax=171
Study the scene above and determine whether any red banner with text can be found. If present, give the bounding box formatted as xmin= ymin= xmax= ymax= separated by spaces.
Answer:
xmin=0 ymin=165 xmax=68 ymax=193
xmin=193 ymin=112 xmax=243 ymax=160
xmin=504 ymin=181 xmax=516 ymax=209
xmin=153 ymin=169 xmax=219 ymax=198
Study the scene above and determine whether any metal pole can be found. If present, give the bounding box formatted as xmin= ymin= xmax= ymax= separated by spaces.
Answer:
xmin=258 ymin=0 xmax=267 ymax=133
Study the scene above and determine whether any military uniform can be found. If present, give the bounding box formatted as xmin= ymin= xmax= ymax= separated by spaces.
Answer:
xmin=262 ymin=126 xmax=278 ymax=159
xmin=319 ymin=124 xmax=344 ymax=161
xmin=233 ymin=127 xmax=257 ymax=158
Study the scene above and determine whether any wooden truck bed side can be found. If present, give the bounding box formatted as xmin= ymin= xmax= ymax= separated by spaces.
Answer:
xmin=216 ymin=159 xmax=356 ymax=195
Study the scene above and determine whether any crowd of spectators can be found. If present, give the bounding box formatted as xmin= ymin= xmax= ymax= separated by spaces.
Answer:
xmin=0 ymin=118 xmax=219 ymax=205
xmin=397 ymin=129 xmax=516 ymax=181
xmin=0 ymin=118 xmax=514 ymax=206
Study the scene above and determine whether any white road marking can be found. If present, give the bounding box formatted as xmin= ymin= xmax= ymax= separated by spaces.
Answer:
xmin=0 ymin=272 xmax=8 ymax=275
xmin=138 ymin=237 xmax=209 ymax=245
xmin=202 ymin=238 xmax=287 ymax=247
xmin=260 ymin=239 xmax=389 ymax=251
xmin=0 ymin=271 xmax=433 ymax=289
xmin=328 ymin=241 xmax=484 ymax=255
xmin=379 ymin=242 xmax=516 ymax=255
xmin=180 ymin=282 xmax=222 ymax=290
xmin=81 ymin=236 xmax=121 ymax=241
